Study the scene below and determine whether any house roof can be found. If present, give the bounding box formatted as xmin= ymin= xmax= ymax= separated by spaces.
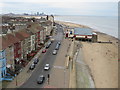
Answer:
xmin=14 ymin=32 xmax=26 ymax=41
xmin=1 ymin=29 xmax=32 ymax=50
xmin=36 ymin=26 xmax=44 ymax=31
xmin=1 ymin=33 xmax=21 ymax=50
xmin=4 ymin=33 xmax=20 ymax=48
xmin=1 ymin=35 xmax=11 ymax=50
xmin=40 ymin=20 xmax=52 ymax=26
xmin=18 ymin=29 xmax=31 ymax=38
xmin=27 ymin=23 xmax=44 ymax=34
xmin=45 ymin=20 xmax=52 ymax=25
xmin=27 ymin=28 xmax=37 ymax=34
xmin=74 ymin=28 xmax=93 ymax=35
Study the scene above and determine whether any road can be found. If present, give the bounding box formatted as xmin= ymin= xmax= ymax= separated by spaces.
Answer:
xmin=20 ymin=24 xmax=63 ymax=88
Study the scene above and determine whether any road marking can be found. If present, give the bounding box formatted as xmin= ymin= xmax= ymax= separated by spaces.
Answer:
xmin=53 ymin=66 xmax=65 ymax=69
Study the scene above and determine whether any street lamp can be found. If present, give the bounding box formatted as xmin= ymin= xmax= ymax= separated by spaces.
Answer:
xmin=64 ymin=68 xmax=66 ymax=88
xmin=47 ymin=74 xmax=50 ymax=85
xmin=16 ymin=74 xmax=18 ymax=86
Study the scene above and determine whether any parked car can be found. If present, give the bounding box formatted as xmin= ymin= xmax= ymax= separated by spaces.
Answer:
xmin=55 ymin=44 xmax=59 ymax=50
xmin=42 ymin=49 xmax=47 ymax=53
xmin=34 ymin=58 xmax=39 ymax=64
xmin=37 ymin=75 xmax=45 ymax=84
xmin=44 ymin=64 xmax=50 ymax=70
xmin=46 ymin=41 xmax=52 ymax=49
xmin=53 ymin=50 xmax=57 ymax=55
xmin=29 ymin=64 xmax=35 ymax=70
xmin=57 ymin=42 xmax=61 ymax=45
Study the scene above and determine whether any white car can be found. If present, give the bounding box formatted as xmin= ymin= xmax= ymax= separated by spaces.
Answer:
xmin=44 ymin=64 xmax=50 ymax=70
xmin=53 ymin=50 xmax=57 ymax=55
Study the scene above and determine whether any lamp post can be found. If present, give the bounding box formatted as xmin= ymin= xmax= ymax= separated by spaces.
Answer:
xmin=16 ymin=74 xmax=18 ymax=86
xmin=64 ymin=68 xmax=66 ymax=88
xmin=14 ymin=62 xmax=18 ymax=86
xmin=48 ymin=74 xmax=50 ymax=85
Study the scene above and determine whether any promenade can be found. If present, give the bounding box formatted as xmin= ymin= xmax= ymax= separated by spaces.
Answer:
xmin=43 ymin=37 xmax=71 ymax=88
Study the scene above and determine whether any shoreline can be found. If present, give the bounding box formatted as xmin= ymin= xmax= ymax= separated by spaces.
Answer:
xmin=55 ymin=20 xmax=118 ymax=40
xmin=55 ymin=20 xmax=118 ymax=88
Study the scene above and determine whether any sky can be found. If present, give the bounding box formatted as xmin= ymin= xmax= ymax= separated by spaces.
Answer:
xmin=0 ymin=0 xmax=119 ymax=16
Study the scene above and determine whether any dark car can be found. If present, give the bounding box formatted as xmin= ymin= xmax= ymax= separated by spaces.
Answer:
xmin=34 ymin=58 xmax=39 ymax=64
xmin=37 ymin=75 xmax=45 ymax=84
xmin=29 ymin=64 xmax=35 ymax=70
xmin=46 ymin=41 xmax=52 ymax=49
xmin=55 ymin=44 xmax=60 ymax=50
xmin=57 ymin=42 xmax=61 ymax=45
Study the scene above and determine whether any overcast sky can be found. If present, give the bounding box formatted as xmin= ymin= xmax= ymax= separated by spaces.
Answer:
xmin=0 ymin=0 xmax=119 ymax=16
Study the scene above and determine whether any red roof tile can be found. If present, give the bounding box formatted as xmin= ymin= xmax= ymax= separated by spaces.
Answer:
xmin=36 ymin=26 xmax=44 ymax=31
xmin=6 ymin=33 xmax=20 ymax=44
xmin=14 ymin=32 xmax=25 ymax=41
xmin=1 ymin=33 xmax=22 ymax=50
xmin=18 ymin=29 xmax=31 ymax=38
xmin=0 ymin=35 xmax=12 ymax=50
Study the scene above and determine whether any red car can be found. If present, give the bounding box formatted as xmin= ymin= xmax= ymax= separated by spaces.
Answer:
xmin=42 ymin=49 xmax=47 ymax=53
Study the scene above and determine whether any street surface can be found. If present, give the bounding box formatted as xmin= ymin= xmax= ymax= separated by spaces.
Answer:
xmin=21 ymin=24 xmax=64 ymax=88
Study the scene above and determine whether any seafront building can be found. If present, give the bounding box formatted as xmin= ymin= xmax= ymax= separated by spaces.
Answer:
xmin=0 ymin=36 xmax=7 ymax=81
xmin=65 ymin=27 xmax=97 ymax=42
xmin=0 ymin=15 xmax=54 ymax=81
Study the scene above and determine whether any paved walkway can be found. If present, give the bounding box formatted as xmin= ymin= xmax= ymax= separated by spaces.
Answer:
xmin=76 ymin=47 xmax=95 ymax=88
xmin=43 ymin=38 xmax=71 ymax=88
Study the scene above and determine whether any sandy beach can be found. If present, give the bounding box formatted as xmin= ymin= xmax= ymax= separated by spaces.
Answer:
xmin=82 ymin=32 xmax=118 ymax=88
xmin=56 ymin=21 xmax=118 ymax=88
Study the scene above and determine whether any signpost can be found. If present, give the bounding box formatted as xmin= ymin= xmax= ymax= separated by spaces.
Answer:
xmin=48 ymin=74 xmax=50 ymax=85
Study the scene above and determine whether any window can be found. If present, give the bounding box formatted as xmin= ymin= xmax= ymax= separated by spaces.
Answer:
xmin=2 ymin=60 xmax=6 ymax=67
xmin=0 ymin=52 xmax=4 ymax=59
xmin=70 ymin=31 xmax=72 ymax=34
xmin=0 ymin=60 xmax=2 ymax=68
xmin=0 ymin=53 xmax=3 ymax=59
xmin=4 ymin=70 xmax=6 ymax=76
xmin=1 ymin=71 xmax=3 ymax=78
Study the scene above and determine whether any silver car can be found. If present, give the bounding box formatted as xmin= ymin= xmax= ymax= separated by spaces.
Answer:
xmin=44 ymin=64 xmax=50 ymax=70
xmin=53 ymin=50 xmax=57 ymax=55
xmin=57 ymin=42 xmax=61 ymax=45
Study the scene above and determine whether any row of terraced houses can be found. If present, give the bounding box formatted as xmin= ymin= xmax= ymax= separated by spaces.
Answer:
xmin=0 ymin=15 xmax=54 ymax=81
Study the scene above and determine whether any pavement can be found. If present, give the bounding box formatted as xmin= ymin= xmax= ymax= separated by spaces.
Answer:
xmin=43 ymin=38 xmax=71 ymax=88
xmin=5 ymin=45 xmax=45 ymax=88
xmin=76 ymin=44 xmax=95 ymax=88
xmin=3 ymin=24 xmax=58 ymax=88
xmin=3 ymin=23 xmax=74 ymax=88
xmin=20 ymin=24 xmax=70 ymax=88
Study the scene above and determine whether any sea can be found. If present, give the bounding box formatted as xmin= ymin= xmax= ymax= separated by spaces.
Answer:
xmin=54 ymin=15 xmax=118 ymax=38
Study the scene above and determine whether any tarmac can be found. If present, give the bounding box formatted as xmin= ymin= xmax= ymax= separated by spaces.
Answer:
xmin=2 ymin=23 xmax=95 ymax=89
xmin=43 ymin=38 xmax=71 ymax=88
xmin=5 ymin=47 xmax=45 ymax=88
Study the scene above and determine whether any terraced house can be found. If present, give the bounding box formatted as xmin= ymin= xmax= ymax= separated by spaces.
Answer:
xmin=0 ymin=15 xmax=54 ymax=81
xmin=0 ymin=36 xmax=7 ymax=81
